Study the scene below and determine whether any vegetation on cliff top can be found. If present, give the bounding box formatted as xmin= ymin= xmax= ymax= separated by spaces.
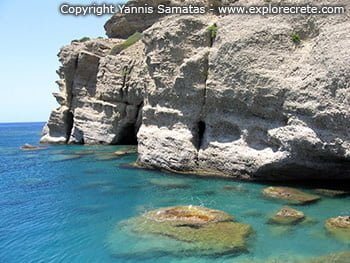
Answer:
xmin=110 ymin=32 xmax=143 ymax=55
xmin=71 ymin=37 xmax=91 ymax=44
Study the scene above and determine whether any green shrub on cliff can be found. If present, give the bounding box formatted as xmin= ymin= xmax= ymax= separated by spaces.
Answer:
xmin=71 ymin=37 xmax=90 ymax=44
xmin=110 ymin=32 xmax=143 ymax=55
xmin=207 ymin=24 xmax=218 ymax=39
xmin=291 ymin=33 xmax=301 ymax=44
xmin=79 ymin=37 xmax=91 ymax=42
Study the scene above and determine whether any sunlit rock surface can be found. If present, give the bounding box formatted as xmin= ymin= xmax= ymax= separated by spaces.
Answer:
xmin=268 ymin=206 xmax=305 ymax=225
xmin=113 ymin=206 xmax=252 ymax=255
xmin=325 ymin=216 xmax=350 ymax=243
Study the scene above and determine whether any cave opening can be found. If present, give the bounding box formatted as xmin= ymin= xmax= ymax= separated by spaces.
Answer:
xmin=197 ymin=121 xmax=206 ymax=150
xmin=112 ymin=103 xmax=143 ymax=146
xmin=115 ymin=123 xmax=139 ymax=145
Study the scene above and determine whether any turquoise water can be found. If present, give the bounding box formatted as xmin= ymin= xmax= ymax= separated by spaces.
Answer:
xmin=0 ymin=122 xmax=349 ymax=262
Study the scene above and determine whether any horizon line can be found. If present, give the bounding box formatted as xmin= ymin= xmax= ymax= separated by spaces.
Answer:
xmin=0 ymin=121 xmax=46 ymax=124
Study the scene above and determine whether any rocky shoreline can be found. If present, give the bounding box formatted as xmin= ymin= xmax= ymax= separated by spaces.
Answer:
xmin=41 ymin=0 xmax=350 ymax=180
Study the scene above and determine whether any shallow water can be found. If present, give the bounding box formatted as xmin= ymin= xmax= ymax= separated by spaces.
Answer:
xmin=0 ymin=122 xmax=349 ymax=262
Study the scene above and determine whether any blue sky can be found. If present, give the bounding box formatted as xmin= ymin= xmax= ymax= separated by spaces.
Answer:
xmin=0 ymin=0 xmax=125 ymax=122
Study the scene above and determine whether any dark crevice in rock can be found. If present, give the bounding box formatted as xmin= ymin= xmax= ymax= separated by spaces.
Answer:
xmin=199 ymin=52 xmax=209 ymax=120
xmin=135 ymin=102 xmax=143 ymax=135
xmin=196 ymin=121 xmax=206 ymax=150
xmin=65 ymin=111 xmax=74 ymax=143
xmin=66 ymin=57 xmax=79 ymax=108
xmin=121 ymin=61 xmax=135 ymax=103
xmin=193 ymin=50 xmax=210 ymax=152
xmin=192 ymin=38 xmax=212 ymax=166
xmin=74 ymin=56 xmax=79 ymax=69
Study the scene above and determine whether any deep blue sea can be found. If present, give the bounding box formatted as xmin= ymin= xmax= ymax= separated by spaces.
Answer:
xmin=0 ymin=122 xmax=349 ymax=262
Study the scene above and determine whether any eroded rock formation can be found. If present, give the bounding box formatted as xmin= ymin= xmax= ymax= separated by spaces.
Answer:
xmin=41 ymin=38 xmax=147 ymax=145
xmin=42 ymin=0 xmax=350 ymax=180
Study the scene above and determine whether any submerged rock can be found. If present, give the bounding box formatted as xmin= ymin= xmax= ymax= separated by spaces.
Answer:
xmin=50 ymin=154 xmax=81 ymax=161
xmin=242 ymin=209 xmax=264 ymax=218
xmin=118 ymin=162 xmax=143 ymax=169
xmin=262 ymin=187 xmax=321 ymax=205
xmin=79 ymin=180 xmax=116 ymax=194
xmin=307 ymin=251 xmax=350 ymax=263
xmin=120 ymin=206 xmax=252 ymax=255
xmin=114 ymin=150 xmax=136 ymax=157
xmin=148 ymin=178 xmax=191 ymax=189
xmin=196 ymin=190 xmax=216 ymax=196
xmin=268 ymin=225 xmax=294 ymax=237
xmin=268 ymin=206 xmax=305 ymax=225
xmin=325 ymin=216 xmax=350 ymax=243
xmin=21 ymin=144 xmax=48 ymax=151
xmin=74 ymin=150 xmax=95 ymax=155
xmin=240 ymin=251 xmax=350 ymax=263
xmin=83 ymin=168 xmax=105 ymax=174
xmin=114 ymin=146 xmax=137 ymax=156
xmin=314 ymin=189 xmax=349 ymax=197
xmin=94 ymin=147 xmax=137 ymax=160
xmin=94 ymin=152 xmax=120 ymax=161
xmin=223 ymin=185 xmax=249 ymax=193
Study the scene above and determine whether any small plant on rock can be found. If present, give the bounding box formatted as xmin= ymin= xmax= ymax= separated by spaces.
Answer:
xmin=207 ymin=23 xmax=218 ymax=47
xmin=207 ymin=23 xmax=218 ymax=39
xmin=291 ymin=33 xmax=301 ymax=44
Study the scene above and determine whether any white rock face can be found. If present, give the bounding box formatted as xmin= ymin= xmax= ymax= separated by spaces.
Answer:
xmin=43 ymin=0 xmax=350 ymax=180
xmin=137 ymin=1 xmax=350 ymax=179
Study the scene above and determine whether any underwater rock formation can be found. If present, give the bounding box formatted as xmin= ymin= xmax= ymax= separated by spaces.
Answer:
xmin=242 ymin=251 xmax=350 ymax=263
xmin=314 ymin=189 xmax=349 ymax=197
xmin=307 ymin=251 xmax=350 ymax=263
xmin=223 ymin=185 xmax=249 ymax=192
xmin=114 ymin=148 xmax=137 ymax=157
xmin=118 ymin=206 xmax=252 ymax=255
xmin=262 ymin=186 xmax=320 ymax=205
xmin=42 ymin=0 xmax=350 ymax=180
xmin=147 ymin=178 xmax=191 ymax=189
xmin=21 ymin=144 xmax=48 ymax=151
xmin=325 ymin=216 xmax=350 ymax=243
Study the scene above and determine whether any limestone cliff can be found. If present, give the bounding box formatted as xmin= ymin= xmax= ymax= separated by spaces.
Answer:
xmin=42 ymin=0 xmax=350 ymax=180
